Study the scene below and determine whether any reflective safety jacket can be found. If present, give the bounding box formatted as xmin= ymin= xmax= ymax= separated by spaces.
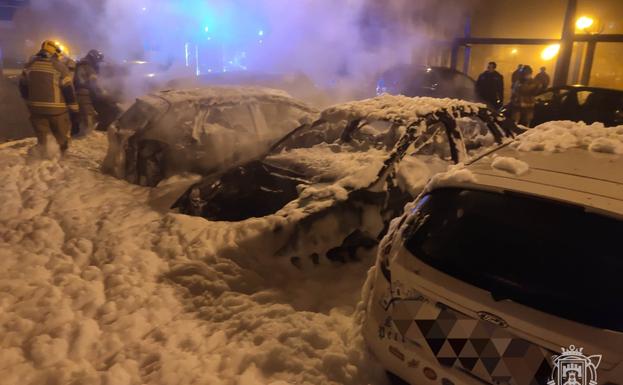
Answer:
xmin=74 ymin=60 xmax=102 ymax=98
xmin=19 ymin=52 xmax=79 ymax=115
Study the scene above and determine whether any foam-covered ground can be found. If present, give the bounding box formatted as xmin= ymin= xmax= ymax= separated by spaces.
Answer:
xmin=0 ymin=133 xmax=387 ymax=385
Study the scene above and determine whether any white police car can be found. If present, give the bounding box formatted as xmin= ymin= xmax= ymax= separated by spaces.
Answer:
xmin=363 ymin=122 xmax=623 ymax=385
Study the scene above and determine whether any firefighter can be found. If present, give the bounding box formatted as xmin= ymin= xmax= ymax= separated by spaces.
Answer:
xmin=19 ymin=40 xmax=79 ymax=154
xmin=510 ymin=65 xmax=541 ymax=127
xmin=53 ymin=43 xmax=77 ymax=78
xmin=57 ymin=50 xmax=78 ymax=136
xmin=74 ymin=49 xmax=106 ymax=135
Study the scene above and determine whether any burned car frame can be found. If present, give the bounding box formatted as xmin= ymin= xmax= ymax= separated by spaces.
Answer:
xmin=103 ymin=86 xmax=318 ymax=187
xmin=173 ymin=96 xmax=522 ymax=261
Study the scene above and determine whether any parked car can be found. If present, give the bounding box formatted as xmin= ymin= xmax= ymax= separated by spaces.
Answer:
xmin=502 ymin=85 xmax=623 ymax=127
xmin=363 ymin=122 xmax=623 ymax=385
xmin=166 ymin=71 xmax=330 ymax=108
xmin=102 ymin=86 xmax=318 ymax=187
xmin=173 ymin=95 xmax=521 ymax=261
xmin=376 ymin=65 xmax=479 ymax=103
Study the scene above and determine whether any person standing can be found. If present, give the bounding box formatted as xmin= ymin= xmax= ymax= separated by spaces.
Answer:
xmin=534 ymin=66 xmax=550 ymax=92
xmin=18 ymin=40 xmax=79 ymax=154
xmin=74 ymin=49 xmax=105 ymax=135
xmin=511 ymin=64 xmax=523 ymax=88
xmin=476 ymin=61 xmax=505 ymax=109
xmin=510 ymin=65 xmax=541 ymax=127
xmin=57 ymin=50 xmax=78 ymax=134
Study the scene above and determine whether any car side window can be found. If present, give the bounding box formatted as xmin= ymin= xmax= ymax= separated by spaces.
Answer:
xmin=559 ymin=90 xmax=580 ymax=110
xmin=535 ymin=91 xmax=554 ymax=103
xmin=257 ymin=102 xmax=311 ymax=139
xmin=350 ymin=120 xmax=401 ymax=150
xmin=272 ymin=120 xmax=347 ymax=152
xmin=197 ymin=104 xmax=257 ymax=137
xmin=577 ymin=91 xmax=592 ymax=106
xmin=412 ymin=122 xmax=452 ymax=161
xmin=544 ymin=89 xmax=569 ymax=105
xmin=456 ymin=116 xmax=496 ymax=154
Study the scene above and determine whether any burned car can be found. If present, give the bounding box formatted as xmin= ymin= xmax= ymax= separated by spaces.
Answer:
xmin=103 ymin=86 xmax=318 ymax=186
xmin=174 ymin=95 xmax=522 ymax=262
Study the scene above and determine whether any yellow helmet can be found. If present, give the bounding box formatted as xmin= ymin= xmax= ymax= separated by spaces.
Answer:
xmin=41 ymin=40 xmax=62 ymax=55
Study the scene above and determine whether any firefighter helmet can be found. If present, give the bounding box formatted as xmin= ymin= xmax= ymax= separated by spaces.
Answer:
xmin=86 ymin=49 xmax=104 ymax=63
xmin=41 ymin=40 xmax=62 ymax=55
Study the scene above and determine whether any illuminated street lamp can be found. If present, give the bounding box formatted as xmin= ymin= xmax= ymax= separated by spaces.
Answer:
xmin=576 ymin=16 xmax=594 ymax=31
xmin=541 ymin=44 xmax=561 ymax=60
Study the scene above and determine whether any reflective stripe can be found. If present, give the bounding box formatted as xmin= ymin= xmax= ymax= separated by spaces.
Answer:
xmin=24 ymin=57 xmax=71 ymax=108
xmin=61 ymin=76 xmax=73 ymax=86
xmin=53 ymin=73 xmax=61 ymax=104
xmin=67 ymin=103 xmax=79 ymax=112
xmin=27 ymin=101 xmax=70 ymax=108
xmin=29 ymin=64 xmax=56 ymax=72
xmin=26 ymin=68 xmax=57 ymax=75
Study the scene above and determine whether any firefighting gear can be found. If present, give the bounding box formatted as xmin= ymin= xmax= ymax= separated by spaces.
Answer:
xmin=19 ymin=50 xmax=79 ymax=116
xmin=86 ymin=49 xmax=104 ymax=71
xmin=60 ymin=55 xmax=77 ymax=74
xmin=30 ymin=112 xmax=72 ymax=153
xmin=19 ymin=48 xmax=78 ymax=152
xmin=75 ymin=50 xmax=120 ymax=134
xmin=40 ymin=40 xmax=62 ymax=55
xmin=74 ymin=57 xmax=101 ymax=134
xmin=70 ymin=111 xmax=81 ymax=136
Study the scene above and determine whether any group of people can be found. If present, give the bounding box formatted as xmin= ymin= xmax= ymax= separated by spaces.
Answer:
xmin=476 ymin=62 xmax=551 ymax=127
xmin=18 ymin=40 xmax=111 ymax=154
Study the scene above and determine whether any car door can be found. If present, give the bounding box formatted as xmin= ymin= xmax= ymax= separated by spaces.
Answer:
xmin=533 ymin=89 xmax=567 ymax=125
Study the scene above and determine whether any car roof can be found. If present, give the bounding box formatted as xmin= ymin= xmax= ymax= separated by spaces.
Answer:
xmin=544 ymin=85 xmax=623 ymax=95
xmin=429 ymin=123 xmax=623 ymax=217
xmin=380 ymin=65 xmax=476 ymax=85
xmin=136 ymin=86 xmax=317 ymax=113
xmin=320 ymin=94 xmax=485 ymax=124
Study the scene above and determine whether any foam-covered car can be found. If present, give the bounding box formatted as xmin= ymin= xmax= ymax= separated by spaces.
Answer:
xmin=102 ymin=86 xmax=318 ymax=186
xmin=173 ymin=95 xmax=522 ymax=261
xmin=363 ymin=121 xmax=623 ymax=385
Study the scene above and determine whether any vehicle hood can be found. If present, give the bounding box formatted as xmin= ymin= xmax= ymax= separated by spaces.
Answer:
xmin=263 ymin=143 xmax=389 ymax=191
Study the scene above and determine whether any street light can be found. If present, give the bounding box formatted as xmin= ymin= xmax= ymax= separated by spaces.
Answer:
xmin=576 ymin=16 xmax=594 ymax=31
xmin=541 ymin=44 xmax=560 ymax=60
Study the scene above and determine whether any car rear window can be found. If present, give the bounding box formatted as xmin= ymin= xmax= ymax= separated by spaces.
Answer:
xmin=403 ymin=188 xmax=623 ymax=332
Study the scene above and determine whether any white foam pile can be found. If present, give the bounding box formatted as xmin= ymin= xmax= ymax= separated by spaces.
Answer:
xmin=514 ymin=120 xmax=623 ymax=154
xmin=321 ymin=95 xmax=486 ymax=124
xmin=0 ymin=133 xmax=388 ymax=385
xmin=491 ymin=155 xmax=530 ymax=176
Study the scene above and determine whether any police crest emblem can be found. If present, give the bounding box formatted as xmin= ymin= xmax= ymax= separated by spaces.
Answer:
xmin=548 ymin=345 xmax=601 ymax=385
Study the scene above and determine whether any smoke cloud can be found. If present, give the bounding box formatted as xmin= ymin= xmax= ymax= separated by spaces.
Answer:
xmin=15 ymin=0 xmax=476 ymax=103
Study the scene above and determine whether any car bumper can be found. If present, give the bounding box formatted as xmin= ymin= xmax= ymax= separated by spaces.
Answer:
xmin=363 ymin=262 xmax=481 ymax=385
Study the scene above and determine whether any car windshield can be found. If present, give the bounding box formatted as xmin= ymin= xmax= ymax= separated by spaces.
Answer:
xmin=404 ymin=188 xmax=623 ymax=332
xmin=271 ymin=118 xmax=402 ymax=153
